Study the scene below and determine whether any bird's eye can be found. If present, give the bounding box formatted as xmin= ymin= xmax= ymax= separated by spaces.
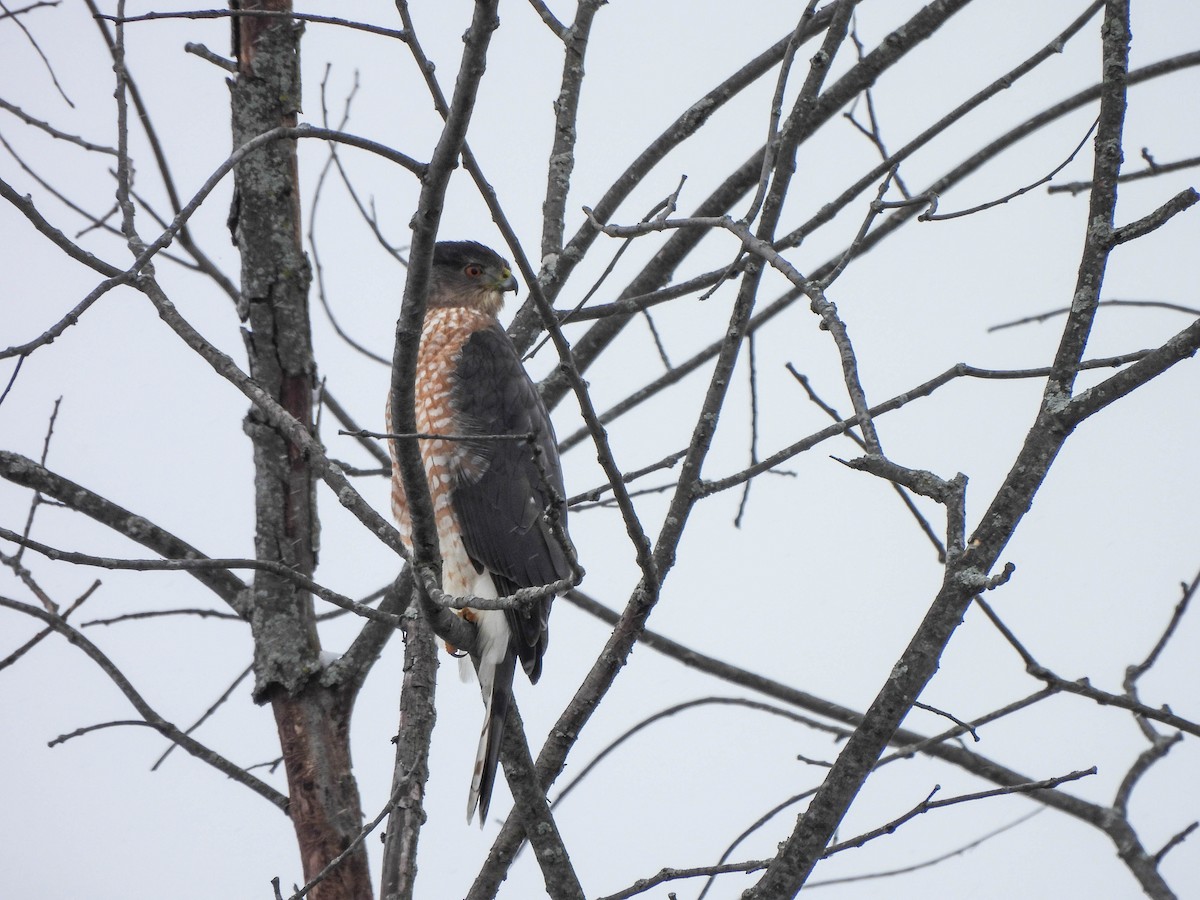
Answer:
xmin=465 ymin=264 xmax=483 ymax=278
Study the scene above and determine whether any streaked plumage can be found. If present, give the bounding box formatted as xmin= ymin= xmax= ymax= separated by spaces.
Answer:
xmin=387 ymin=240 xmax=572 ymax=823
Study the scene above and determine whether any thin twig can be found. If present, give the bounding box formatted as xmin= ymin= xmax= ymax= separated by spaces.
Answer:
xmin=151 ymin=665 xmax=253 ymax=770
xmin=0 ymin=97 xmax=112 ymax=152
xmin=989 ymin=298 xmax=1200 ymax=332
xmin=825 ymin=768 xmax=1097 ymax=856
xmin=0 ymin=579 xmax=95 ymax=672
xmin=806 ymin=811 xmax=1042 ymax=888
xmin=786 ymin=363 xmax=946 ymax=560
xmin=0 ymin=527 xmax=401 ymax=627
xmin=100 ymin=8 xmax=408 ymax=41
xmin=0 ymin=595 xmax=287 ymax=810
xmin=287 ymin=786 xmax=404 ymax=900
xmin=1 ymin=0 xmax=73 ymax=106
xmin=1125 ymin=568 xmax=1198 ymax=689
xmin=551 ymin=697 xmax=847 ymax=812
xmin=1049 ymin=152 xmax=1200 ymax=195
xmin=919 ymin=118 xmax=1099 ymax=221
xmin=0 ymin=0 xmax=59 ymax=20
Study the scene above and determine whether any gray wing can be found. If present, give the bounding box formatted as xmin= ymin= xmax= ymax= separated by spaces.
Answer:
xmin=450 ymin=323 xmax=572 ymax=683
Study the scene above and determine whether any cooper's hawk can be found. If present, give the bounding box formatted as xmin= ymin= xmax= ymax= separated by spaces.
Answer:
xmin=388 ymin=240 xmax=573 ymax=824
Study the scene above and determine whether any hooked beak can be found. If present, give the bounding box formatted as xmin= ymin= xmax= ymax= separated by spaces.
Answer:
xmin=497 ymin=268 xmax=519 ymax=295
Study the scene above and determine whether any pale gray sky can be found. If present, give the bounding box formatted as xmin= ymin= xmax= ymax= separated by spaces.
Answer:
xmin=2 ymin=2 xmax=1198 ymax=898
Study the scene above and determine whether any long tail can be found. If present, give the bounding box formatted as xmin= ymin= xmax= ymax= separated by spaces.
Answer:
xmin=466 ymin=607 xmax=515 ymax=825
xmin=468 ymin=648 xmax=515 ymax=825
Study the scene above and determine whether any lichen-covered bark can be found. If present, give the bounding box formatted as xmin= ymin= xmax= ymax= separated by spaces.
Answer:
xmin=231 ymin=0 xmax=319 ymax=698
xmin=230 ymin=2 xmax=371 ymax=897
xmin=379 ymin=598 xmax=437 ymax=900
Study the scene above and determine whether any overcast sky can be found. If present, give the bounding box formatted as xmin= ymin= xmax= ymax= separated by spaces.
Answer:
xmin=2 ymin=2 xmax=1198 ymax=898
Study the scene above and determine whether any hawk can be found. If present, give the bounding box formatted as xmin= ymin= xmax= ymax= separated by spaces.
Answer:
xmin=387 ymin=240 xmax=573 ymax=824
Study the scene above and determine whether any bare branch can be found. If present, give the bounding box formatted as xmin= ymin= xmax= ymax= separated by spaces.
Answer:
xmin=82 ymin=607 xmax=240 ymax=627
xmin=525 ymin=0 xmax=566 ymax=39
xmin=740 ymin=3 xmax=819 ymax=227
xmin=321 ymin=390 xmax=392 ymax=468
xmin=551 ymin=697 xmax=847 ymax=813
xmin=0 ymin=0 xmax=59 ymax=20
xmin=1110 ymin=187 xmax=1199 ymax=245
xmin=151 ymin=665 xmax=253 ymax=770
xmin=388 ymin=0 xmax=503 ymax=612
xmin=825 ymin=768 xmax=1097 ymax=856
xmin=0 ymin=526 xmax=401 ymax=628
xmin=556 ymin=50 xmax=1200 ymax=449
xmin=310 ymin=68 xmax=395 ymax=367
xmin=520 ymin=1 xmax=843 ymax=343
xmin=1065 ymin=315 xmax=1200 ymax=424
xmin=0 ymin=96 xmax=113 ymax=152
xmin=0 ymin=594 xmax=288 ymax=810
xmin=919 ymin=117 xmax=1098 ymax=221
xmin=787 ymin=363 xmax=946 ymax=560
xmin=1154 ymin=822 xmax=1199 ymax=866
xmin=379 ymin=574 xmax=434 ymax=900
xmin=602 ymin=770 xmax=1093 ymax=900
xmin=540 ymin=0 xmax=605 ymax=262
xmin=989 ymin=298 xmax=1200 ymax=332
xmin=1049 ymin=152 xmax=1200 ymax=195
xmin=566 ymin=448 xmax=688 ymax=507
xmin=1114 ymin=733 xmax=1183 ymax=816
xmin=184 ymin=41 xmax=236 ymax=72
xmin=746 ymin=14 xmax=1151 ymax=869
xmin=806 ymin=811 xmax=1042 ymax=888
xmin=699 ymin=350 xmax=1146 ymax=500
xmin=1023 ymin=665 xmax=1200 ymax=738
xmin=494 ymin=705 xmax=585 ymax=900
xmin=0 ymin=451 xmax=248 ymax=612
xmin=0 ymin=577 xmax=95 ymax=672
xmin=100 ymin=7 xmax=408 ymax=40
xmin=1125 ymin=568 xmax=1199 ymax=690
xmin=1 ymin=123 xmax=423 ymax=362
xmin=1 ymin=0 xmax=72 ymax=106
xmin=289 ymin=786 xmax=404 ymax=900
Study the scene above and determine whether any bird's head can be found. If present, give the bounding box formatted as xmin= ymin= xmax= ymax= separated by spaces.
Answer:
xmin=428 ymin=240 xmax=519 ymax=317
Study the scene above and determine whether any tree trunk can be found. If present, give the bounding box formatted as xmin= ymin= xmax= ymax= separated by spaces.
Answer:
xmin=231 ymin=2 xmax=372 ymax=896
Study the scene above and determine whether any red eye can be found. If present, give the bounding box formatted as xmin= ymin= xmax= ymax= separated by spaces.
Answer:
xmin=465 ymin=264 xmax=483 ymax=278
